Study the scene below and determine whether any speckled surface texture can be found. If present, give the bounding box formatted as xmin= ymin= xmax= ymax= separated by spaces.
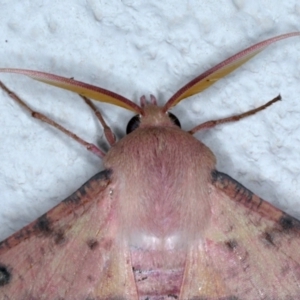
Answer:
xmin=0 ymin=0 xmax=299 ymax=240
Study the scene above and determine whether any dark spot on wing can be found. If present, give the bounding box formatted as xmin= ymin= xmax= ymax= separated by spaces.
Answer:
xmin=87 ymin=239 xmax=99 ymax=250
xmin=64 ymin=169 xmax=112 ymax=204
xmin=87 ymin=275 xmax=94 ymax=282
xmin=54 ymin=229 xmax=66 ymax=245
xmin=225 ymin=239 xmax=238 ymax=251
xmin=280 ymin=216 xmax=294 ymax=229
xmin=279 ymin=214 xmax=300 ymax=231
xmin=0 ymin=264 xmax=11 ymax=286
xmin=35 ymin=214 xmax=52 ymax=235
xmin=33 ymin=215 xmax=67 ymax=245
xmin=261 ymin=231 xmax=276 ymax=247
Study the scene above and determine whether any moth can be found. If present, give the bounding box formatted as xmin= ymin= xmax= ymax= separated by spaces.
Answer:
xmin=0 ymin=32 xmax=299 ymax=300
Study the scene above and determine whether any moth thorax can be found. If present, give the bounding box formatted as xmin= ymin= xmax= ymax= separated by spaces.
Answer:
xmin=105 ymin=123 xmax=216 ymax=250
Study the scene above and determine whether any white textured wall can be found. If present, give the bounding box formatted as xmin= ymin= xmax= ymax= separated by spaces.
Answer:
xmin=0 ymin=1 xmax=299 ymax=240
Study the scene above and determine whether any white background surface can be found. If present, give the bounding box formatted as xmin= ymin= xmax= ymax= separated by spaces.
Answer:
xmin=0 ymin=0 xmax=300 ymax=240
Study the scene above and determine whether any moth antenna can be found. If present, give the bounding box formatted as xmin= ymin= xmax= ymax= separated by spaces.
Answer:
xmin=0 ymin=68 xmax=144 ymax=114
xmin=163 ymin=32 xmax=300 ymax=112
xmin=188 ymin=94 xmax=281 ymax=134
xmin=0 ymin=80 xmax=106 ymax=158
xmin=81 ymin=96 xmax=116 ymax=146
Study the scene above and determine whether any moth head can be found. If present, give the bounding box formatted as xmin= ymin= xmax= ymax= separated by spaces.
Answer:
xmin=126 ymin=95 xmax=181 ymax=134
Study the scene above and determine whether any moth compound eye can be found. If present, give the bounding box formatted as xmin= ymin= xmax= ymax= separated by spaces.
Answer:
xmin=126 ymin=115 xmax=141 ymax=134
xmin=168 ymin=112 xmax=181 ymax=128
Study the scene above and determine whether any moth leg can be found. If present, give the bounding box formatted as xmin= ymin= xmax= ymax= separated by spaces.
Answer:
xmin=189 ymin=94 xmax=281 ymax=134
xmin=0 ymin=80 xmax=105 ymax=158
xmin=80 ymin=95 xmax=116 ymax=146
